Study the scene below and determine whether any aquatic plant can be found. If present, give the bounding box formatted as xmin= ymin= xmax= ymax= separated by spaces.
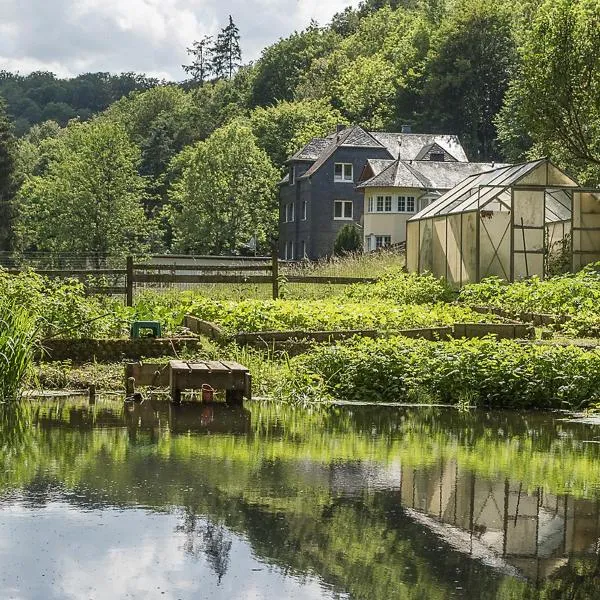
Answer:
xmin=0 ymin=299 xmax=38 ymax=401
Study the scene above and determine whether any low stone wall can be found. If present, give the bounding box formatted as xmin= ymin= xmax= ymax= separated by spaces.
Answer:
xmin=39 ymin=337 xmax=201 ymax=364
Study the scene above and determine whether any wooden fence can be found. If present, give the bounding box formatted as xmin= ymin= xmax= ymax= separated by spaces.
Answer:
xmin=6 ymin=251 xmax=377 ymax=305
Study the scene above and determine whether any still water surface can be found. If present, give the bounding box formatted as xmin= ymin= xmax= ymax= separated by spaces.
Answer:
xmin=0 ymin=398 xmax=599 ymax=599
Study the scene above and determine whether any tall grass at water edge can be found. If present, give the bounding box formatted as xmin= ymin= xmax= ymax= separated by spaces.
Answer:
xmin=0 ymin=300 xmax=38 ymax=401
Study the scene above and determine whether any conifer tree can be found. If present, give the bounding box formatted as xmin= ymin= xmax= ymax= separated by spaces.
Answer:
xmin=183 ymin=36 xmax=213 ymax=84
xmin=0 ymin=98 xmax=16 ymax=251
xmin=211 ymin=16 xmax=242 ymax=80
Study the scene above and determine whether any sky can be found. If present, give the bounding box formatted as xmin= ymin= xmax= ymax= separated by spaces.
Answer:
xmin=0 ymin=0 xmax=359 ymax=81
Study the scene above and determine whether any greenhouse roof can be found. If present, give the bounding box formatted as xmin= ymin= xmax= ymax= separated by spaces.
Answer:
xmin=409 ymin=159 xmax=579 ymax=221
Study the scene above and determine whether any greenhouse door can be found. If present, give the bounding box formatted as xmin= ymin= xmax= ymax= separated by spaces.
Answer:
xmin=511 ymin=189 xmax=545 ymax=280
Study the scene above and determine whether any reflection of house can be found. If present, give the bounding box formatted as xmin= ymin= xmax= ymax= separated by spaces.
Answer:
xmin=357 ymin=160 xmax=501 ymax=251
xmin=406 ymin=158 xmax=600 ymax=284
xmin=399 ymin=461 xmax=600 ymax=582
xmin=278 ymin=125 xmax=469 ymax=260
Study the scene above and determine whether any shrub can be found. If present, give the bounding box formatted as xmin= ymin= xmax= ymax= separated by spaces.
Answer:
xmin=292 ymin=336 xmax=600 ymax=409
xmin=344 ymin=268 xmax=454 ymax=304
xmin=334 ymin=223 xmax=363 ymax=255
xmin=0 ymin=299 xmax=38 ymax=400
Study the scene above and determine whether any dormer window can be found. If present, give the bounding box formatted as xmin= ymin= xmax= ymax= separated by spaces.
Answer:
xmin=334 ymin=163 xmax=353 ymax=182
xmin=430 ymin=152 xmax=445 ymax=162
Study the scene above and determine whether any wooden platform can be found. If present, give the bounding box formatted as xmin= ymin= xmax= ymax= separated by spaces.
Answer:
xmin=124 ymin=360 xmax=251 ymax=404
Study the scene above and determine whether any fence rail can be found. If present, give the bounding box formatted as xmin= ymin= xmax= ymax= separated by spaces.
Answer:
xmin=3 ymin=250 xmax=378 ymax=304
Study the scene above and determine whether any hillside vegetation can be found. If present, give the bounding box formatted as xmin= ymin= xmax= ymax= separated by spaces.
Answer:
xmin=0 ymin=0 xmax=598 ymax=257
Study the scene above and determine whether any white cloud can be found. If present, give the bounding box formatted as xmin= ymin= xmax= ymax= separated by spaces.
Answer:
xmin=0 ymin=0 xmax=359 ymax=80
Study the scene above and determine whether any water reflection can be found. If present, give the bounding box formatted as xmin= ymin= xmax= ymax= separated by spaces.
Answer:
xmin=0 ymin=398 xmax=599 ymax=599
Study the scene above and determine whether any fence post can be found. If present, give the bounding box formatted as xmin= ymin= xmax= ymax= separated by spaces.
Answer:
xmin=271 ymin=244 xmax=279 ymax=300
xmin=126 ymin=256 xmax=134 ymax=307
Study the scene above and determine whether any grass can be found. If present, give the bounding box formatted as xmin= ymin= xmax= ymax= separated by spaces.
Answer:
xmin=0 ymin=299 xmax=39 ymax=401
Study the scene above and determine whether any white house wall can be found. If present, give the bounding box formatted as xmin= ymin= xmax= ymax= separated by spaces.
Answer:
xmin=363 ymin=186 xmax=427 ymax=249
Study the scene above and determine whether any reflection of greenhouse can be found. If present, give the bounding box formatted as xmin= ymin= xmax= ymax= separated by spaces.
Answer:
xmin=400 ymin=461 xmax=600 ymax=582
xmin=406 ymin=158 xmax=600 ymax=285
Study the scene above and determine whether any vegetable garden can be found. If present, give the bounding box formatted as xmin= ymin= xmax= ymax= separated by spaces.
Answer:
xmin=4 ymin=257 xmax=600 ymax=409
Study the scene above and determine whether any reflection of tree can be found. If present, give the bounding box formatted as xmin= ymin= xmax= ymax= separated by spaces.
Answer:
xmin=176 ymin=509 xmax=232 ymax=584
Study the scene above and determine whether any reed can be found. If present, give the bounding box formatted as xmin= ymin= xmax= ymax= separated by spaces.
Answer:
xmin=0 ymin=300 xmax=38 ymax=401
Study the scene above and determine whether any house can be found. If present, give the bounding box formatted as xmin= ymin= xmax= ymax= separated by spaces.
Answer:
xmin=357 ymin=159 xmax=502 ymax=252
xmin=406 ymin=158 xmax=600 ymax=285
xmin=278 ymin=125 xmax=470 ymax=260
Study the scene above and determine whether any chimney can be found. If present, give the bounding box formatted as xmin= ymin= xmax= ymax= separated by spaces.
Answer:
xmin=336 ymin=123 xmax=346 ymax=133
xmin=401 ymin=124 xmax=412 ymax=134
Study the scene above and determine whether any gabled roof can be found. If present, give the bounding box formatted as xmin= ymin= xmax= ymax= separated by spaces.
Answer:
xmin=288 ymin=137 xmax=330 ymax=162
xmin=409 ymin=158 xmax=579 ymax=221
xmin=300 ymin=125 xmax=388 ymax=180
xmin=357 ymin=160 xmax=503 ymax=191
xmin=370 ymin=133 xmax=468 ymax=162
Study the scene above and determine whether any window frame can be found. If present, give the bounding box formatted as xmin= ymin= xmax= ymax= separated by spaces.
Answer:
xmin=334 ymin=162 xmax=354 ymax=183
xmin=375 ymin=235 xmax=392 ymax=249
xmin=302 ymin=200 xmax=307 ymax=221
xmin=334 ymin=200 xmax=354 ymax=220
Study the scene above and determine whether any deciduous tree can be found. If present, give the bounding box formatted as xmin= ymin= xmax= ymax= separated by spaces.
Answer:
xmin=15 ymin=120 xmax=150 ymax=261
xmin=168 ymin=121 xmax=279 ymax=254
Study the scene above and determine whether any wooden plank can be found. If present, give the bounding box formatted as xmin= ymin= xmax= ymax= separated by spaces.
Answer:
xmin=6 ymin=269 xmax=127 ymax=276
xmin=134 ymin=273 xmax=273 ymax=284
xmin=169 ymin=360 xmax=190 ymax=371
xmin=134 ymin=264 xmax=272 ymax=272
xmin=188 ymin=362 xmax=210 ymax=371
xmin=204 ymin=360 xmax=231 ymax=372
xmin=220 ymin=360 xmax=248 ymax=372
xmin=285 ymin=275 xmax=377 ymax=284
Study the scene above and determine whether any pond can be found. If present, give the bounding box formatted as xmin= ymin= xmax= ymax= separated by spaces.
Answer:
xmin=0 ymin=398 xmax=599 ymax=599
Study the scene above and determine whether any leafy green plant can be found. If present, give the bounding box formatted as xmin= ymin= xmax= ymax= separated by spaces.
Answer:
xmin=291 ymin=335 xmax=600 ymax=410
xmin=0 ymin=299 xmax=38 ymax=401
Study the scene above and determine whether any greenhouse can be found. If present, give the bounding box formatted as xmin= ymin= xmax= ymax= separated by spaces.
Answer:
xmin=406 ymin=158 xmax=600 ymax=285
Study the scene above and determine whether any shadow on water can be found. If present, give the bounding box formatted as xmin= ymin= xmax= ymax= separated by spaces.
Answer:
xmin=1 ymin=397 xmax=600 ymax=599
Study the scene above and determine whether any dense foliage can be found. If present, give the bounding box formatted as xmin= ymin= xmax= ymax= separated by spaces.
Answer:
xmin=188 ymin=298 xmax=495 ymax=334
xmin=296 ymin=335 xmax=600 ymax=409
xmin=0 ymin=71 xmax=159 ymax=135
xmin=459 ymin=266 xmax=600 ymax=336
xmin=344 ymin=268 xmax=453 ymax=304
xmin=1 ymin=0 xmax=599 ymax=254
xmin=0 ymin=269 xmax=125 ymax=338
xmin=15 ymin=119 xmax=151 ymax=258
xmin=0 ymin=299 xmax=37 ymax=400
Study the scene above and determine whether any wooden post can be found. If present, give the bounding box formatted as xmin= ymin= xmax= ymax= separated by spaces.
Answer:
xmin=126 ymin=255 xmax=134 ymax=307
xmin=271 ymin=244 xmax=279 ymax=300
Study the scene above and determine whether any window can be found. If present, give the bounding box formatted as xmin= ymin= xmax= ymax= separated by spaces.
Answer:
xmin=287 ymin=240 xmax=294 ymax=260
xmin=376 ymin=196 xmax=384 ymax=212
xmin=302 ymin=200 xmax=307 ymax=220
xmin=397 ymin=196 xmax=416 ymax=213
xmin=384 ymin=196 xmax=392 ymax=212
xmin=286 ymin=203 xmax=295 ymax=222
xmin=430 ymin=152 xmax=445 ymax=162
xmin=334 ymin=163 xmax=353 ymax=182
xmin=334 ymin=200 xmax=353 ymax=220
xmin=300 ymin=240 xmax=306 ymax=258
xmin=375 ymin=235 xmax=391 ymax=249
xmin=368 ymin=197 xmax=374 ymax=212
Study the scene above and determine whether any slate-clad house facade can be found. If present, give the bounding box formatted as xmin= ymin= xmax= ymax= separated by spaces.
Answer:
xmin=279 ymin=125 xmax=469 ymax=259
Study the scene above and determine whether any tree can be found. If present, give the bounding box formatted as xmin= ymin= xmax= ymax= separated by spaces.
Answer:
xmin=168 ymin=121 xmax=279 ymax=254
xmin=496 ymin=0 xmax=600 ymax=182
xmin=15 ymin=120 xmax=150 ymax=261
xmin=249 ymin=24 xmax=340 ymax=107
xmin=334 ymin=223 xmax=363 ymax=255
xmin=415 ymin=0 xmax=517 ymax=160
xmin=248 ymin=99 xmax=347 ymax=168
xmin=212 ymin=16 xmax=242 ymax=80
xmin=183 ymin=36 xmax=213 ymax=84
xmin=0 ymin=98 xmax=17 ymax=250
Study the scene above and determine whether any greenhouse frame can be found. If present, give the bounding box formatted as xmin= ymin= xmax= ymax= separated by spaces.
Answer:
xmin=406 ymin=158 xmax=600 ymax=286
